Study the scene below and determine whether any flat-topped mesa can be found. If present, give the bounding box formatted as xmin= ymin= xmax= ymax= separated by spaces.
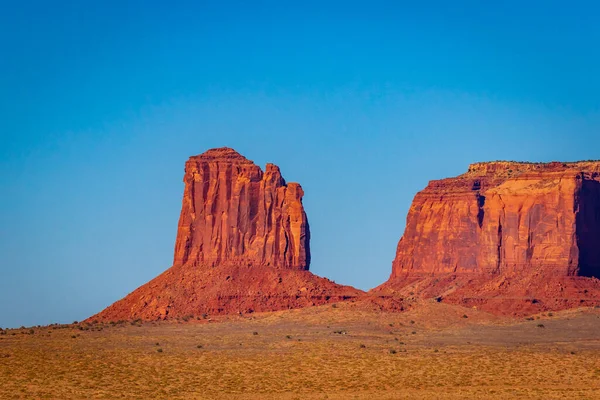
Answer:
xmin=391 ymin=160 xmax=600 ymax=279
xmin=465 ymin=160 xmax=600 ymax=177
xmin=173 ymin=147 xmax=310 ymax=270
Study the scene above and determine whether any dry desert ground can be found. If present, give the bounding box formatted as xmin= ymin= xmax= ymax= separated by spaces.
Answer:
xmin=1 ymin=301 xmax=600 ymax=399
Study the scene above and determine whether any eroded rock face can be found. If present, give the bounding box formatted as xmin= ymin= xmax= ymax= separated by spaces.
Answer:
xmin=173 ymin=147 xmax=310 ymax=270
xmin=392 ymin=161 xmax=600 ymax=279
xmin=88 ymin=148 xmax=361 ymax=322
xmin=380 ymin=161 xmax=600 ymax=316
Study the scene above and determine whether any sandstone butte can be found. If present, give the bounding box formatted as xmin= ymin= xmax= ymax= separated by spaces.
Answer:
xmin=375 ymin=161 xmax=600 ymax=315
xmin=89 ymin=148 xmax=361 ymax=321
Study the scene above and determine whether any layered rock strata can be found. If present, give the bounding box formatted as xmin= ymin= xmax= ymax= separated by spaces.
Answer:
xmin=381 ymin=161 xmax=600 ymax=315
xmin=392 ymin=161 xmax=600 ymax=278
xmin=173 ymin=147 xmax=310 ymax=270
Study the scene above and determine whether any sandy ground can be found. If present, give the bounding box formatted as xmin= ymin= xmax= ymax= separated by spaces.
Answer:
xmin=1 ymin=301 xmax=600 ymax=399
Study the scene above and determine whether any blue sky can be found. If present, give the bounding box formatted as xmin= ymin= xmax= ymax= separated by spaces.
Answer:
xmin=1 ymin=1 xmax=599 ymax=327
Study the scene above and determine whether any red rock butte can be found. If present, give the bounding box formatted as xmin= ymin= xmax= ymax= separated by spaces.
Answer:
xmin=89 ymin=148 xmax=360 ymax=322
xmin=377 ymin=160 xmax=600 ymax=315
xmin=174 ymin=147 xmax=310 ymax=270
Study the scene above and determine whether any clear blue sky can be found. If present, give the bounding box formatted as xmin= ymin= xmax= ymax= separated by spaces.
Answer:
xmin=1 ymin=1 xmax=599 ymax=328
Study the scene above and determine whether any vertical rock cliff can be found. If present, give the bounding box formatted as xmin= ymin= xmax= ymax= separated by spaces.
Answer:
xmin=89 ymin=148 xmax=359 ymax=322
xmin=381 ymin=161 xmax=600 ymax=315
xmin=391 ymin=161 xmax=600 ymax=278
xmin=173 ymin=147 xmax=310 ymax=270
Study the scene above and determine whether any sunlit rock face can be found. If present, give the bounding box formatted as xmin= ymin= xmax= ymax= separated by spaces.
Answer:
xmin=377 ymin=161 xmax=600 ymax=316
xmin=391 ymin=161 xmax=600 ymax=279
xmin=88 ymin=148 xmax=362 ymax=322
xmin=173 ymin=147 xmax=310 ymax=270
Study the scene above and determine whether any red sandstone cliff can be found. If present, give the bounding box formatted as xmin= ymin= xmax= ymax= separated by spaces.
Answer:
xmin=173 ymin=147 xmax=310 ymax=270
xmin=379 ymin=161 xmax=600 ymax=315
xmin=89 ymin=148 xmax=360 ymax=321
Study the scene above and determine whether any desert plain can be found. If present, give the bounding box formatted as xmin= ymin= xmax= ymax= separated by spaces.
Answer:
xmin=2 ymin=300 xmax=600 ymax=399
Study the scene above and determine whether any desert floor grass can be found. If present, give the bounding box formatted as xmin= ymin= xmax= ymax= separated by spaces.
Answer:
xmin=1 ymin=302 xmax=600 ymax=399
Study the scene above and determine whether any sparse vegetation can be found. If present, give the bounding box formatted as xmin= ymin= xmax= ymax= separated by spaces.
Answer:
xmin=1 ymin=307 xmax=599 ymax=399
